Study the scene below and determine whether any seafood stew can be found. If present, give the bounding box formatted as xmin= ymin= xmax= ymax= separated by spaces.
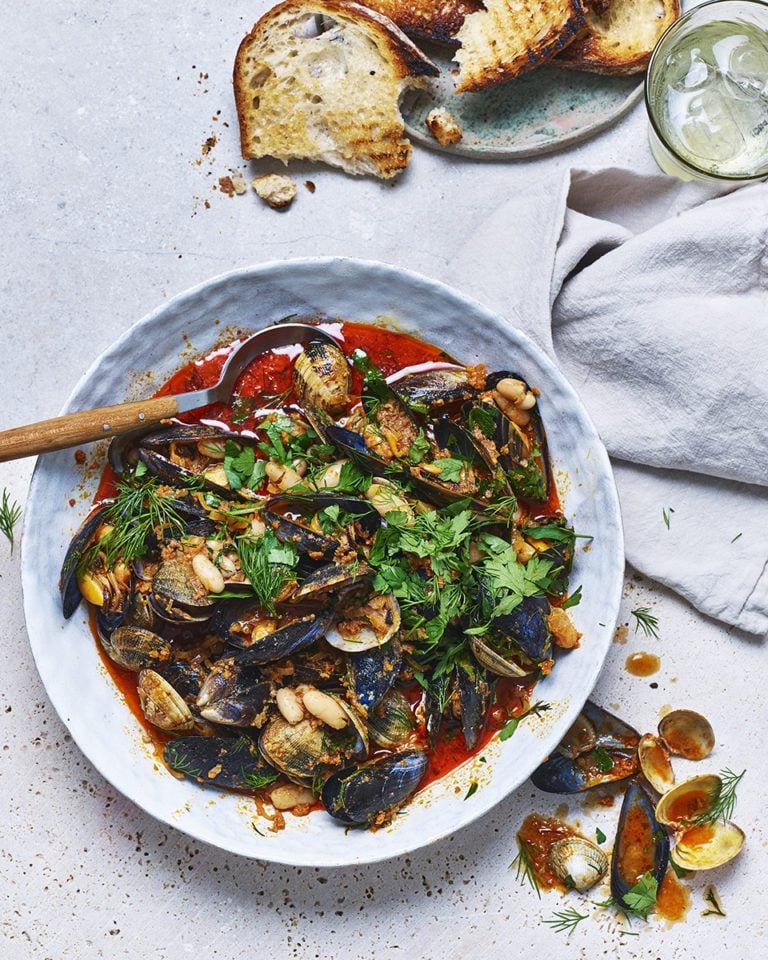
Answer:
xmin=60 ymin=320 xmax=585 ymax=831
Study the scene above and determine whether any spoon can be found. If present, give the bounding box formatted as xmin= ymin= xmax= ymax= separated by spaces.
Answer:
xmin=0 ymin=322 xmax=337 ymax=463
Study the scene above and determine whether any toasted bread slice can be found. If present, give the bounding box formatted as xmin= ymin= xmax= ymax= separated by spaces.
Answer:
xmin=234 ymin=0 xmax=438 ymax=178
xmin=360 ymin=0 xmax=482 ymax=46
xmin=555 ymin=0 xmax=680 ymax=75
xmin=454 ymin=0 xmax=587 ymax=93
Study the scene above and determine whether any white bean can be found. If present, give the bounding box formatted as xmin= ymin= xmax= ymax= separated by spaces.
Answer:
xmin=301 ymin=689 xmax=348 ymax=730
xmin=314 ymin=460 xmax=347 ymax=489
xmin=251 ymin=516 xmax=266 ymax=538
xmin=276 ymin=688 xmax=305 ymax=725
xmin=495 ymin=378 xmax=527 ymax=402
xmin=192 ymin=552 xmax=225 ymax=594
xmin=270 ymin=784 xmax=315 ymax=810
xmin=265 ymin=461 xmax=303 ymax=490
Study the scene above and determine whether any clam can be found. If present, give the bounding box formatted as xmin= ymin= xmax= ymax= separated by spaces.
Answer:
xmin=294 ymin=340 xmax=351 ymax=416
xmin=671 ymin=820 xmax=745 ymax=871
xmin=103 ymin=625 xmax=172 ymax=672
xmin=325 ymin=592 xmax=401 ymax=652
xmin=258 ymin=716 xmax=346 ymax=785
xmin=658 ymin=709 xmax=715 ymax=760
xmin=557 ymin=712 xmax=597 ymax=759
xmin=637 ymin=733 xmax=675 ymax=794
xmin=152 ymin=560 xmax=215 ymax=611
xmin=321 ymin=749 xmax=428 ymax=827
xmin=367 ymin=690 xmax=416 ymax=748
xmin=548 ymin=837 xmax=609 ymax=891
xmin=137 ymin=669 xmax=195 ymax=731
xmin=655 ymin=775 xmax=722 ymax=826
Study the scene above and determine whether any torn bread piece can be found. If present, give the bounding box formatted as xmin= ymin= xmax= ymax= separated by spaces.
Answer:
xmin=234 ymin=0 xmax=439 ymax=178
xmin=453 ymin=0 xmax=587 ymax=93
xmin=252 ymin=173 xmax=298 ymax=208
xmin=555 ymin=0 xmax=680 ymax=75
xmin=426 ymin=107 xmax=463 ymax=145
xmin=360 ymin=0 xmax=482 ymax=46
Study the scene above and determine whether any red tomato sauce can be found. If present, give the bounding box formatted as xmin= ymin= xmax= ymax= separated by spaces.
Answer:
xmin=86 ymin=320 xmax=562 ymax=803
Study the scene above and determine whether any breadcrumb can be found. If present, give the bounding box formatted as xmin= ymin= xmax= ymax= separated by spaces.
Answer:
xmin=426 ymin=107 xmax=463 ymax=146
xmin=252 ymin=173 xmax=297 ymax=209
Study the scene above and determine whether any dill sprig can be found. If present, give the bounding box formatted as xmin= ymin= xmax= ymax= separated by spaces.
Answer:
xmin=694 ymin=768 xmax=745 ymax=825
xmin=543 ymin=907 xmax=588 ymax=936
xmin=236 ymin=530 xmax=298 ymax=613
xmin=631 ymin=606 xmax=660 ymax=640
xmin=702 ymin=885 xmax=726 ymax=917
xmin=510 ymin=836 xmax=541 ymax=899
xmin=80 ymin=476 xmax=185 ymax=571
xmin=0 ymin=488 xmax=22 ymax=553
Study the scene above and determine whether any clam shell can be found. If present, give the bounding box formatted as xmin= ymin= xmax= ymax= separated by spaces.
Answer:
xmin=557 ymin=713 xmax=597 ymax=759
xmin=658 ymin=709 xmax=715 ymax=760
xmin=672 ymin=820 xmax=745 ymax=871
xmin=655 ymin=774 xmax=722 ymax=826
xmin=325 ymin=592 xmax=400 ymax=653
xmin=638 ymin=733 xmax=675 ymax=794
xmin=548 ymin=837 xmax=608 ymax=891
xmin=137 ymin=669 xmax=195 ymax=731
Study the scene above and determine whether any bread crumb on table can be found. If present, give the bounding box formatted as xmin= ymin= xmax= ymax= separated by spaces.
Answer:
xmin=252 ymin=173 xmax=297 ymax=209
xmin=425 ymin=107 xmax=463 ymax=146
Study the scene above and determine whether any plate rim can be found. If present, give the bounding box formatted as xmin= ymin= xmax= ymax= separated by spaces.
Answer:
xmin=404 ymin=77 xmax=644 ymax=160
xmin=21 ymin=256 xmax=625 ymax=866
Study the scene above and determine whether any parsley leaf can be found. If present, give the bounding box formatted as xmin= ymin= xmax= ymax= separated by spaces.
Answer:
xmin=433 ymin=458 xmax=465 ymax=483
xmin=621 ymin=872 xmax=659 ymax=920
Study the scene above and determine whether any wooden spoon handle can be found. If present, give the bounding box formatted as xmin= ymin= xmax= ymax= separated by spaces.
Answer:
xmin=0 ymin=395 xmax=181 ymax=463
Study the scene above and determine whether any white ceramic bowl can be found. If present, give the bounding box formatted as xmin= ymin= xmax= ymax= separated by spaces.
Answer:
xmin=22 ymin=258 xmax=623 ymax=866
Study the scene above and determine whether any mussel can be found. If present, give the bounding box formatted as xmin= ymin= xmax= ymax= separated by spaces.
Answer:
xmin=321 ymin=749 xmax=428 ymax=827
xmin=226 ymin=608 xmax=334 ymax=665
xmin=294 ymin=339 xmax=351 ymax=416
xmin=196 ymin=658 xmax=274 ymax=727
xmin=456 ymin=656 xmax=491 ymax=750
xmin=164 ymin=735 xmax=279 ymax=790
xmin=531 ymin=702 xmax=640 ymax=793
xmin=392 ymin=366 xmax=478 ymax=410
xmin=347 ymin=638 xmax=403 ymax=711
xmin=611 ymin=779 xmax=669 ymax=909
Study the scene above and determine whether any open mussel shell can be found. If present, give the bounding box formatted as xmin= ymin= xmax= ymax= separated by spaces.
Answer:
xmin=424 ymin=672 xmax=452 ymax=748
xmin=321 ymin=749 xmax=428 ymax=827
xmin=196 ymin=659 xmax=274 ymax=727
xmin=163 ymin=735 xmax=278 ymax=791
xmin=323 ymin=423 xmax=390 ymax=475
xmin=59 ymin=505 xmax=111 ymax=618
xmin=671 ymin=820 xmax=745 ymax=871
xmin=638 ymin=733 xmax=676 ymax=794
xmin=293 ymin=339 xmax=351 ymax=416
xmin=325 ymin=592 xmax=401 ymax=653
xmin=548 ymin=837 xmax=609 ymax=891
xmin=392 ymin=366 xmax=478 ymax=410
xmin=611 ymin=779 xmax=669 ymax=908
xmin=102 ymin=625 xmax=172 ymax=672
xmin=531 ymin=702 xmax=640 ymax=793
xmin=137 ymin=669 xmax=195 ymax=731
xmin=367 ymin=690 xmax=416 ymax=748
xmin=347 ymin=638 xmax=403 ymax=711
xmin=157 ymin=660 xmax=205 ymax=706
xmin=469 ymin=634 xmax=536 ymax=679
xmin=228 ymin=609 xmax=333 ymax=665
xmin=658 ymin=709 xmax=715 ymax=761
xmin=261 ymin=496 xmax=340 ymax=560
xmin=456 ymin=657 xmax=491 ymax=751
xmin=291 ymin=561 xmax=373 ymax=601
xmin=494 ymin=596 xmax=552 ymax=662
xmin=654 ymin=774 xmax=723 ymax=827
xmin=259 ymin=716 xmax=347 ymax=785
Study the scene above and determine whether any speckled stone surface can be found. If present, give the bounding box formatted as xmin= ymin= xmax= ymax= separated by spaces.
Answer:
xmin=1 ymin=2 xmax=765 ymax=958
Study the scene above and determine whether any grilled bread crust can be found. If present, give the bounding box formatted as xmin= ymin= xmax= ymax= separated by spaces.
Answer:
xmin=453 ymin=0 xmax=587 ymax=93
xmin=234 ymin=0 xmax=438 ymax=178
xmin=360 ymin=0 xmax=483 ymax=46
xmin=555 ymin=0 xmax=680 ymax=75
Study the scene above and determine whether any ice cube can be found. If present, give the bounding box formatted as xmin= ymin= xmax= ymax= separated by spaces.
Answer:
xmin=666 ymin=45 xmax=715 ymax=92
xmin=671 ymin=88 xmax=747 ymax=162
xmin=713 ymin=32 xmax=768 ymax=100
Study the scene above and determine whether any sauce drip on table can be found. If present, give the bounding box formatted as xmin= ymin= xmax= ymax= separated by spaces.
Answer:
xmin=625 ymin=652 xmax=661 ymax=677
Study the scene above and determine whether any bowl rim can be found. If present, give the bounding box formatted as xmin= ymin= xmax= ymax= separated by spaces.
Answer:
xmin=21 ymin=256 xmax=624 ymax=866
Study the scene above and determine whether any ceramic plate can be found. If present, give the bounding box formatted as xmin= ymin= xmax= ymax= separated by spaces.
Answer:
xmin=403 ymin=52 xmax=643 ymax=159
xmin=22 ymin=258 xmax=624 ymax=866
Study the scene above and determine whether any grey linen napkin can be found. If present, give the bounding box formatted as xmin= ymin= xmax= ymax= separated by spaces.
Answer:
xmin=446 ymin=168 xmax=768 ymax=636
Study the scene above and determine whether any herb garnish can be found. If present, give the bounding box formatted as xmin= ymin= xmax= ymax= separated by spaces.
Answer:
xmin=595 ymin=827 xmax=606 ymax=844
xmin=621 ymin=872 xmax=659 ymax=920
xmin=543 ymin=907 xmax=588 ymax=936
xmin=510 ymin=836 xmax=541 ymax=898
xmin=702 ymin=885 xmax=726 ymax=917
xmin=0 ymin=488 xmax=22 ymax=553
xmin=498 ymin=701 xmax=551 ymax=742
xmin=662 ymin=507 xmax=674 ymax=529
xmin=593 ymin=746 xmax=615 ymax=773
xmin=236 ymin=529 xmax=298 ymax=612
xmin=223 ymin=441 xmax=266 ymax=491
xmin=694 ymin=768 xmax=745 ymax=825
xmin=464 ymin=782 xmax=478 ymax=800
xmin=243 ymin=769 xmax=279 ymax=789
xmin=631 ymin=606 xmax=660 ymax=640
